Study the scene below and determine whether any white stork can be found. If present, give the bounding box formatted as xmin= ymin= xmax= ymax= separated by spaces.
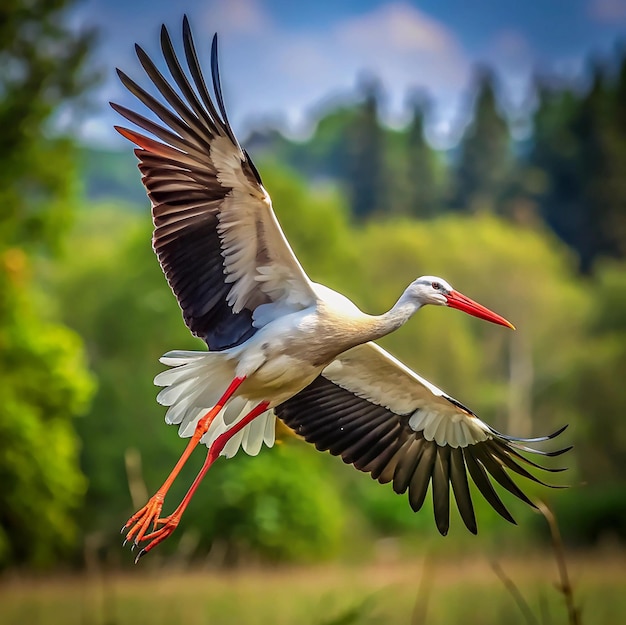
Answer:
xmin=113 ymin=17 xmax=568 ymax=561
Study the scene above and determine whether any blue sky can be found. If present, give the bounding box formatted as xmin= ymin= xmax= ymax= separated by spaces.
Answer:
xmin=70 ymin=0 xmax=626 ymax=146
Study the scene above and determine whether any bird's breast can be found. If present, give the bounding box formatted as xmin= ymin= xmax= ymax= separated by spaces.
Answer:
xmin=231 ymin=304 xmax=372 ymax=406
xmin=232 ymin=309 xmax=328 ymax=405
xmin=238 ymin=353 xmax=321 ymax=406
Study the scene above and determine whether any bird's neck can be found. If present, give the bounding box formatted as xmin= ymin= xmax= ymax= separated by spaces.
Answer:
xmin=317 ymin=287 xmax=422 ymax=359
xmin=360 ymin=290 xmax=421 ymax=343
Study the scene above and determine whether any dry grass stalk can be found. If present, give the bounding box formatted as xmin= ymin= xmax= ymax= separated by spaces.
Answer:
xmin=489 ymin=558 xmax=539 ymax=625
xmin=536 ymin=500 xmax=582 ymax=625
xmin=124 ymin=447 xmax=149 ymax=509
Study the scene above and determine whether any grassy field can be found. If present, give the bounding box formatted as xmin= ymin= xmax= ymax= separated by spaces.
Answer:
xmin=1 ymin=552 xmax=625 ymax=625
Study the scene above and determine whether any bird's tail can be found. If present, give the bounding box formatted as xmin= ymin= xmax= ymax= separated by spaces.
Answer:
xmin=154 ymin=350 xmax=276 ymax=458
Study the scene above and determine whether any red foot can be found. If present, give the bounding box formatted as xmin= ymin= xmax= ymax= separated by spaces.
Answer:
xmin=122 ymin=494 xmax=164 ymax=546
xmin=133 ymin=514 xmax=181 ymax=563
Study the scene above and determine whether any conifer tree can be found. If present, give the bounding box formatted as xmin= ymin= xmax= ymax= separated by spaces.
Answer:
xmin=405 ymin=93 xmax=439 ymax=218
xmin=347 ymin=76 xmax=385 ymax=219
xmin=450 ymin=67 xmax=511 ymax=214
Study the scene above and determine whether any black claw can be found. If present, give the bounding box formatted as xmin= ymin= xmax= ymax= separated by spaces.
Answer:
xmin=120 ymin=524 xmax=128 ymax=534
xmin=122 ymin=538 xmax=128 ymax=547
xmin=130 ymin=542 xmax=137 ymax=552
xmin=134 ymin=549 xmax=146 ymax=564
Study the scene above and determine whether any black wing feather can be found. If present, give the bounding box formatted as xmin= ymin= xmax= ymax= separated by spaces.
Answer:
xmin=394 ymin=438 xmax=427 ymax=494
xmin=276 ymin=375 xmax=567 ymax=534
xmin=407 ymin=442 xmax=436 ymax=513
xmin=210 ymin=34 xmax=239 ymax=145
xmin=432 ymin=446 xmax=451 ymax=535
xmin=159 ymin=25 xmax=217 ymax=135
xmin=449 ymin=448 xmax=477 ymax=534
xmin=113 ymin=19 xmax=266 ymax=349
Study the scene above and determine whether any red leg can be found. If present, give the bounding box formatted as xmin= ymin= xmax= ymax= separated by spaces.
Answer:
xmin=123 ymin=376 xmax=246 ymax=547
xmin=134 ymin=400 xmax=270 ymax=561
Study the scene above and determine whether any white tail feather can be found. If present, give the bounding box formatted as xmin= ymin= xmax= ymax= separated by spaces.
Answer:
xmin=221 ymin=427 xmax=246 ymax=457
xmin=263 ymin=411 xmax=276 ymax=447
xmin=156 ymin=376 xmax=200 ymax=406
xmin=241 ymin=408 xmax=266 ymax=456
xmin=154 ymin=350 xmax=276 ymax=458
xmin=159 ymin=350 xmax=210 ymax=366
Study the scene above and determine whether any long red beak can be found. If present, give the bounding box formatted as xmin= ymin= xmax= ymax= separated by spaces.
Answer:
xmin=445 ymin=290 xmax=515 ymax=330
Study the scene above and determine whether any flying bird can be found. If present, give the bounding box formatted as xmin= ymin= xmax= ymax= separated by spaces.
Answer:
xmin=113 ymin=17 xmax=568 ymax=561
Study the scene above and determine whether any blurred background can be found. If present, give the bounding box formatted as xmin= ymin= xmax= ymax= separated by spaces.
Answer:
xmin=1 ymin=0 xmax=625 ymax=623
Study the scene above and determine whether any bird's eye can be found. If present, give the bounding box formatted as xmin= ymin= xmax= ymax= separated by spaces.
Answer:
xmin=431 ymin=281 xmax=441 ymax=290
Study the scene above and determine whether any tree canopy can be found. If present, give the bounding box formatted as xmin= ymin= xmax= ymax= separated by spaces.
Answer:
xmin=0 ymin=0 xmax=96 ymax=568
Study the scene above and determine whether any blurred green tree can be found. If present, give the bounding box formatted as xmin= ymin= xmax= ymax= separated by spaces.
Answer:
xmin=347 ymin=76 xmax=386 ymax=219
xmin=586 ymin=57 xmax=626 ymax=266
xmin=562 ymin=263 xmax=626 ymax=484
xmin=608 ymin=52 xmax=626 ymax=259
xmin=243 ymin=46 xmax=626 ymax=269
xmin=244 ymin=85 xmax=444 ymax=222
xmin=534 ymin=263 xmax=626 ymax=544
xmin=450 ymin=68 xmax=512 ymax=214
xmin=528 ymin=62 xmax=626 ymax=273
xmin=0 ymin=253 xmax=93 ymax=567
xmin=0 ymin=0 xmax=96 ymax=568
xmin=0 ymin=0 xmax=97 ymax=253
xmin=404 ymin=93 xmax=441 ymax=218
xmin=197 ymin=442 xmax=345 ymax=563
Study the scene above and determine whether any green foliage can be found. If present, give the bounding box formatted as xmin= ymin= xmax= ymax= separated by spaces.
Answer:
xmin=540 ymin=484 xmax=626 ymax=545
xmin=77 ymin=146 xmax=148 ymax=205
xmin=0 ymin=254 xmax=94 ymax=568
xmin=261 ymin=159 xmax=355 ymax=279
xmin=55 ymin=204 xmax=199 ymax=536
xmin=198 ymin=442 xmax=345 ymax=563
xmin=247 ymin=82 xmax=442 ymax=222
xmin=0 ymin=0 xmax=97 ymax=254
xmin=557 ymin=263 xmax=626 ymax=485
xmin=0 ymin=0 xmax=97 ymax=568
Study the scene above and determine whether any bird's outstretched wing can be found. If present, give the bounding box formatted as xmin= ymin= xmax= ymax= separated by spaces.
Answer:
xmin=275 ymin=342 xmax=569 ymax=535
xmin=112 ymin=17 xmax=316 ymax=350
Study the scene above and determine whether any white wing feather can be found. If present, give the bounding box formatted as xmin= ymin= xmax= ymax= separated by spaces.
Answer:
xmin=322 ymin=342 xmax=491 ymax=448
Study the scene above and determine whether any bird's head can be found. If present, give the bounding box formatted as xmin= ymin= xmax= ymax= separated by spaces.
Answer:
xmin=409 ymin=275 xmax=515 ymax=330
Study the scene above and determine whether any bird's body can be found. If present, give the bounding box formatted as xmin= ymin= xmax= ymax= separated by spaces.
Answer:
xmin=235 ymin=284 xmax=410 ymax=396
xmin=115 ymin=17 xmax=569 ymax=561
xmin=155 ymin=277 xmax=501 ymax=458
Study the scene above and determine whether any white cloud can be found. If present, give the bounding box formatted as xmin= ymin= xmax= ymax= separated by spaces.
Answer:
xmin=76 ymin=0 xmax=472 ymax=146
xmin=199 ymin=0 xmax=272 ymax=35
xmin=198 ymin=1 xmax=470 ymax=132
xmin=337 ymin=3 xmax=460 ymax=56
xmin=332 ymin=3 xmax=469 ymax=93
